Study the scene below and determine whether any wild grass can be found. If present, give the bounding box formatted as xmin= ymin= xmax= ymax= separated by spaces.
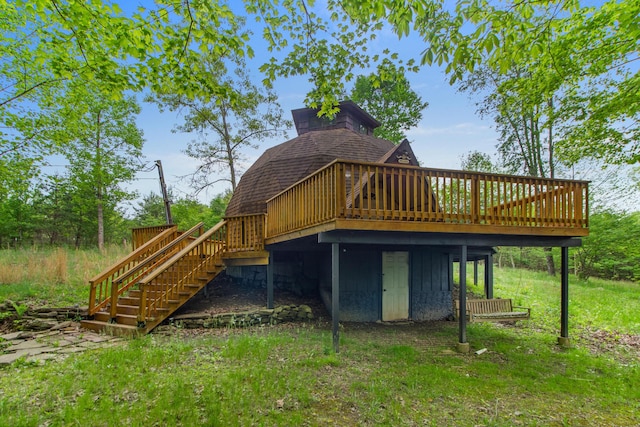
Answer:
xmin=0 ymin=254 xmax=639 ymax=426
xmin=0 ymin=245 xmax=129 ymax=307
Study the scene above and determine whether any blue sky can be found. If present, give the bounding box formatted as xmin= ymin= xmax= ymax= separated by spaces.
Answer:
xmin=126 ymin=12 xmax=499 ymax=208
xmin=131 ymin=67 xmax=497 ymax=203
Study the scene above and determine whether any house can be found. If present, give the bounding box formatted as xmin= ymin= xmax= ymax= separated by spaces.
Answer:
xmin=82 ymin=101 xmax=589 ymax=352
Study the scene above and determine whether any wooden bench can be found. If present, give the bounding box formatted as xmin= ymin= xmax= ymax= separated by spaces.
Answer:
xmin=455 ymin=299 xmax=530 ymax=322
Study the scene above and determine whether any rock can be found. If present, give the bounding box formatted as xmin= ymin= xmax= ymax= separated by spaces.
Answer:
xmin=20 ymin=319 xmax=57 ymax=331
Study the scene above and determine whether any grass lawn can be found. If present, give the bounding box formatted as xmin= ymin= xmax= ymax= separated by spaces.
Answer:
xmin=0 ymin=249 xmax=639 ymax=426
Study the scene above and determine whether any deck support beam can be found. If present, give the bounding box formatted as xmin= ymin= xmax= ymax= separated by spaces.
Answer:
xmin=332 ymin=243 xmax=340 ymax=353
xmin=457 ymin=245 xmax=469 ymax=353
xmin=267 ymin=254 xmax=274 ymax=310
xmin=473 ymin=260 xmax=478 ymax=286
xmin=559 ymin=246 xmax=570 ymax=347
xmin=485 ymin=252 xmax=494 ymax=300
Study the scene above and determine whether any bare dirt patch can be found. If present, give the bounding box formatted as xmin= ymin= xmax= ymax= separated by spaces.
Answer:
xmin=173 ymin=273 xmax=329 ymax=320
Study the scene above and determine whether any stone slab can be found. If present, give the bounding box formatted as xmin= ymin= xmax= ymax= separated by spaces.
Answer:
xmin=0 ymin=349 xmax=30 ymax=365
xmin=0 ymin=332 xmax=23 ymax=341
xmin=8 ymin=340 xmax=48 ymax=351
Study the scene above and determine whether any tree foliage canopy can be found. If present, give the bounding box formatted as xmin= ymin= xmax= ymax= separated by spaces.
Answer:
xmin=340 ymin=0 xmax=639 ymax=164
xmin=349 ymin=60 xmax=428 ymax=144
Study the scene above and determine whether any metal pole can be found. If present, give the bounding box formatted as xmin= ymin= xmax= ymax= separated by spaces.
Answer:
xmin=156 ymin=160 xmax=173 ymax=225
xmin=473 ymin=260 xmax=478 ymax=286
xmin=559 ymin=246 xmax=570 ymax=346
xmin=485 ymin=252 xmax=494 ymax=299
xmin=458 ymin=245 xmax=469 ymax=352
xmin=267 ymin=255 xmax=274 ymax=310
xmin=332 ymin=243 xmax=340 ymax=353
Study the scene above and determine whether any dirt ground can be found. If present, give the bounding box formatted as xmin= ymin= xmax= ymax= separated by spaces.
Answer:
xmin=173 ymin=273 xmax=330 ymax=320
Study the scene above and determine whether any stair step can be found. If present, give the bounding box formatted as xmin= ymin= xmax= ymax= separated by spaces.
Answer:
xmin=116 ymin=304 xmax=139 ymax=315
xmin=114 ymin=313 xmax=138 ymax=326
xmin=80 ymin=320 xmax=143 ymax=337
xmin=82 ymin=245 xmax=226 ymax=336
xmin=118 ymin=297 xmax=140 ymax=306
xmin=93 ymin=311 xmax=111 ymax=322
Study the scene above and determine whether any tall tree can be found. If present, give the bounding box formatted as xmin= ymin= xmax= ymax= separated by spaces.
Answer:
xmin=349 ymin=60 xmax=428 ymax=144
xmin=460 ymin=150 xmax=499 ymax=173
xmin=460 ymin=65 xmax=563 ymax=275
xmin=48 ymin=86 xmax=144 ymax=249
xmin=340 ymin=0 xmax=639 ymax=164
xmin=148 ymin=54 xmax=290 ymax=193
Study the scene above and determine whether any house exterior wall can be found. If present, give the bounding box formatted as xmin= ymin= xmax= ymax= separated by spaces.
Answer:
xmin=227 ymin=246 xmax=453 ymax=322
xmin=318 ymin=246 xmax=453 ymax=322
xmin=225 ymin=252 xmax=319 ymax=296
xmin=410 ymin=249 xmax=453 ymax=320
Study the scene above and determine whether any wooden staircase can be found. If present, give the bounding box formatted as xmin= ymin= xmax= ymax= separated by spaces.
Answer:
xmin=81 ymin=220 xmax=228 ymax=335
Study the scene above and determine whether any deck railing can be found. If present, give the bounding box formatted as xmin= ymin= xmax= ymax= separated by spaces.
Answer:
xmin=266 ymin=160 xmax=589 ymax=237
xmin=137 ymin=220 xmax=227 ymax=325
xmin=131 ymin=225 xmax=175 ymax=250
xmin=225 ymin=214 xmax=266 ymax=252
xmin=88 ymin=225 xmax=178 ymax=316
xmin=107 ymin=222 xmax=205 ymax=321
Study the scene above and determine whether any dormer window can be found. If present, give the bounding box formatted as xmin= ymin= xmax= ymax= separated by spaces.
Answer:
xmin=309 ymin=115 xmax=336 ymax=130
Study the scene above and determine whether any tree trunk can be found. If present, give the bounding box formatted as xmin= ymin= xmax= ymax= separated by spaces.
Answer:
xmin=220 ymin=104 xmax=237 ymax=191
xmin=96 ymin=109 xmax=104 ymax=251
xmin=544 ymin=247 xmax=556 ymax=276
xmin=97 ymin=200 xmax=104 ymax=251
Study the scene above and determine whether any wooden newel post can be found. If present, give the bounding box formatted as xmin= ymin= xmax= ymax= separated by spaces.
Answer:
xmin=110 ymin=281 xmax=119 ymax=322
xmin=137 ymin=283 xmax=147 ymax=328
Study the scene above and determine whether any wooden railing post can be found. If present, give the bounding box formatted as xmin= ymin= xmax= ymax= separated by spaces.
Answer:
xmin=88 ymin=281 xmax=97 ymax=314
xmin=137 ymin=283 xmax=147 ymax=327
xmin=471 ymin=175 xmax=480 ymax=224
xmin=335 ymin=162 xmax=345 ymax=218
xmin=110 ymin=281 xmax=119 ymax=322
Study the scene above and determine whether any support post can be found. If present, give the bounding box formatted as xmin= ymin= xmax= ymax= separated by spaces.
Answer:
xmin=473 ymin=260 xmax=478 ymax=286
xmin=332 ymin=243 xmax=340 ymax=353
xmin=457 ymin=245 xmax=469 ymax=353
xmin=485 ymin=252 xmax=494 ymax=299
xmin=448 ymin=254 xmax=454 ymax=290
xmin=559 ymin=246 xmax=570 ymax=347
xmin=267 ymin=254 xmax=274 ymax=310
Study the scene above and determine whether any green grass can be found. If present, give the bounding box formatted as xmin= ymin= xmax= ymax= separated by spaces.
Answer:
xmin=462 ymin=264 xmax=640 ymax=335
xmin=1 ymin=323 xmax=638 ymax=426
xmin=1 ymin=252 xmax=639 ymax=426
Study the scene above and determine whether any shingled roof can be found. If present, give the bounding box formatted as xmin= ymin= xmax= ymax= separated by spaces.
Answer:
xmin=225 ymin=128 xmax=396 ymax=215
xmin=225 ymin=101 xmax=422 ymax=216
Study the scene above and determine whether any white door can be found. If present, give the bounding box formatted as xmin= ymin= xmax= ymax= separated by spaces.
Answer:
xmin=382 ymin=251 xmax=409 ymax=321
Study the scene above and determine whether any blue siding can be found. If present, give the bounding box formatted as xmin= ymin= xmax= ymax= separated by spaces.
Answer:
xmin=339 ymin=248 xmax=381 ymax=321
xmin=411 ymin=250 xmax=453 ymax=320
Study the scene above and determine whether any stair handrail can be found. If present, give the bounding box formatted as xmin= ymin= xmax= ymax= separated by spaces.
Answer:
xmin=136 ymin=219 xmax=227 ymax=326
xmin=88 ymin=225 xmax=179 ymax=315
xmin=108 ymin=222 xmax=205 ymax=321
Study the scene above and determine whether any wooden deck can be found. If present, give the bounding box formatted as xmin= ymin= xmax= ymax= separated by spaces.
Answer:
xmin=82 ymin=160 xmax=588 ymax=335
xmin=264 ymin=160 xmax=588 ymax=244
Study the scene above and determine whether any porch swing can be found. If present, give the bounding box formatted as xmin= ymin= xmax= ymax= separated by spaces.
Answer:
xmin=454 ymin=252 xmax=531 ymax=323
